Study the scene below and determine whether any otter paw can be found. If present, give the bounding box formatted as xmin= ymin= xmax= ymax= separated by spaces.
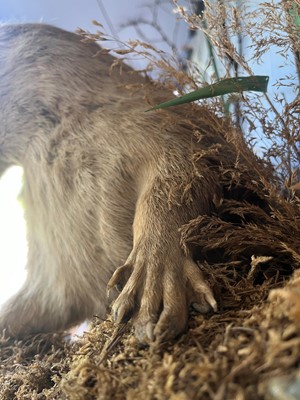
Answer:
xmin=108 ymin=252 xmax=217 ymax=343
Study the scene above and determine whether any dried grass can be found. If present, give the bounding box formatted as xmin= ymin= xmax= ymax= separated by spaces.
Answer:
xmin=1 ymin=1 xmax=300 ymax=399
xmin=1 ymin=276 xmax=300 ymax=400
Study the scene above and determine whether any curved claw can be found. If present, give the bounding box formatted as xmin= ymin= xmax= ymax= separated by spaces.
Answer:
xmin=107 ymin=264 xmax=133 ymax=290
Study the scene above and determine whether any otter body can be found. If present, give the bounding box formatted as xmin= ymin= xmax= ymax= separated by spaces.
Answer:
xmin=0 ymin=24 xmax=220 ymax=342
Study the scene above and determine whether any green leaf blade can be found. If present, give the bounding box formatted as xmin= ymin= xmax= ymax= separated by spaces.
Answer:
xmin=146 ymin=76 xmax=269 ymax=112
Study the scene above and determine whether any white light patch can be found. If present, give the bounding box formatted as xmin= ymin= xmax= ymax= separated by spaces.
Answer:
xmin=0 ymin=166 xmax=27 ymax=306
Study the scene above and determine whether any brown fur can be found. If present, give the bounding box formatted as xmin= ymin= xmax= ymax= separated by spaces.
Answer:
xmin=0 ymin=23 xmax=249 ymax=343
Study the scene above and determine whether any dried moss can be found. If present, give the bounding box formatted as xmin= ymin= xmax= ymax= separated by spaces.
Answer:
xmin=1 ymin=270 xmax=300 ymax=400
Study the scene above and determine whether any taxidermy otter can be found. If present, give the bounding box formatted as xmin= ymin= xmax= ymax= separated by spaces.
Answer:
xmin=0 ymin=23 xmax=261 ymax=343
